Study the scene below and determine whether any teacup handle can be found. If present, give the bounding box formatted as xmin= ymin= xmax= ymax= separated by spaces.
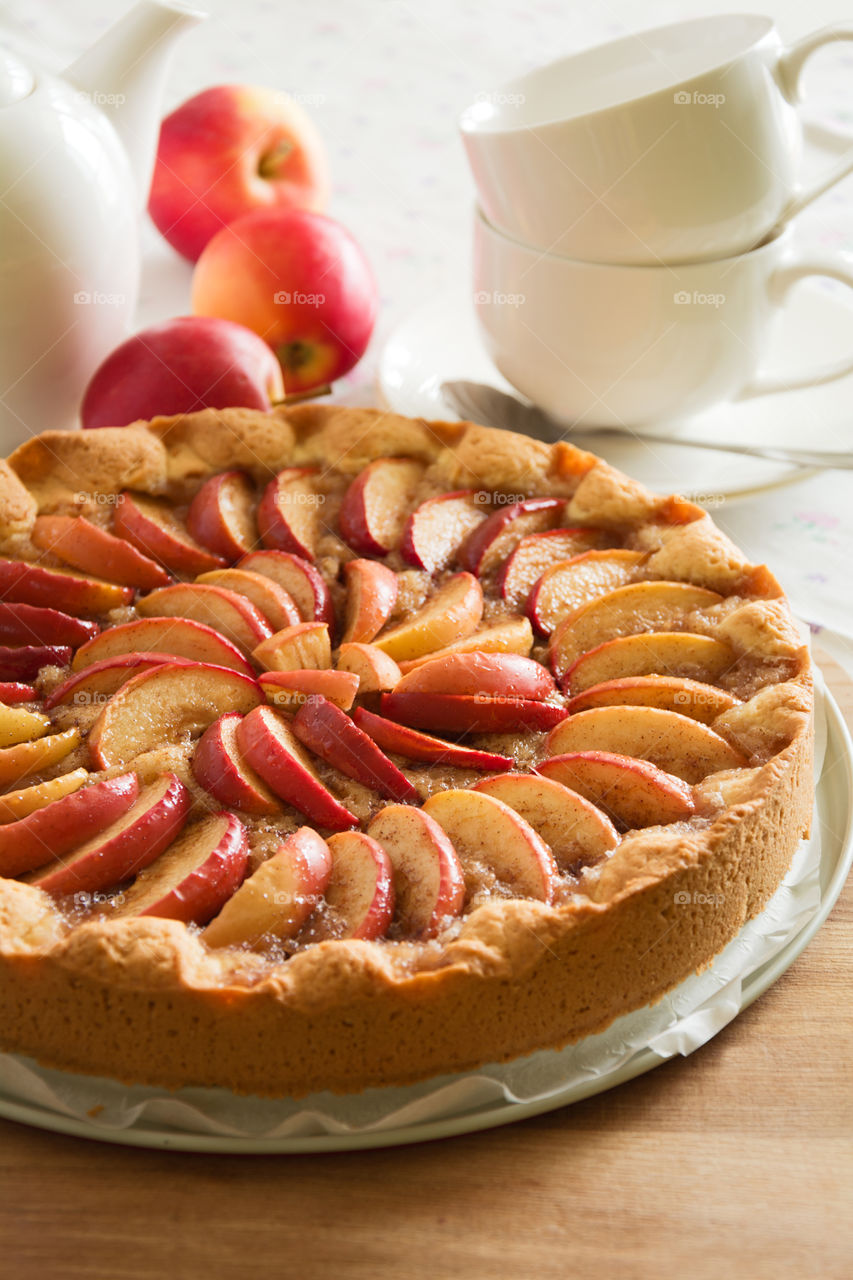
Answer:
xmin=777 ymin=25 xmax=853 ymax=218
xmin=737 ymin=252 xmax=853 ymax=400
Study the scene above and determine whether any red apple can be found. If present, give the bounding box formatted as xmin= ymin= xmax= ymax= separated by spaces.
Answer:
xmin=192 ymin=712 xmax=280 ymax=815
xmin=313 ymin=831 xmax=395 ymax=942
xmin=259 ymin=668 xmax=359 ymax=712
xmin=0 ymin=559 xmax=133 ymax=616
xmin=338 ymin=458 xmax=425 ymax=557
xmin=352 ymin=707 xmax=514 ymax=772
xmin=401 ymin=490 xmax=487 ymax=573
xmin=0 ymin=772 xmax=140 ymax=878
xmin=114 ymin=492 xmax=226 ymax=577
xmin=393 ymin=652 xmax=556 ymax=700
xmin=291 ymin=695 xmax=419 ymax=802
xmin=238 ymin=550 xmax=334 ymax=627
xmin=72 ymin=616 xmax=254 ymax=677
xmin=0 ymin=645 xmax=72 ymax=682
xmin=135 ymin=583 xmax=273 ymax=654
xmin=187 ymin=471 xmax=259 ymax=562
xmin=148 ymin=84 xmax=331 ymax=263
xmin=45 ymin=651 xmax=192 ymax=709
xmin=0 ymin=601 xmax=99 ymax=649
xmin=80 ymin=317 xmax=285 ymax=429
xmin=0 ymin=682 xmax=37 ymax=704
xmin=366 ymin=804 xmax=465 ymax=939
xmin=32 ymin=515 xmax=170 ymax=590
xmin=341 ymin=559 xmax=398 ymax=644
xmin=192 ymin=208 xmax=378 ymax=393
xmin=256 ymin=467 xmax=323 ymax=560
xmin=456 ymin=498 xmax=566 ymax=577
xmin=379 ymin=691 xmax=569 ymax=734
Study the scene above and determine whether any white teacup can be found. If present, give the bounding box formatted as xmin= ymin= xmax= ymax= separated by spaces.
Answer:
xmin=473 ymin=207 xmax=853 ymax=428
xmin=461 ymin=15 xmax=853 ymax=265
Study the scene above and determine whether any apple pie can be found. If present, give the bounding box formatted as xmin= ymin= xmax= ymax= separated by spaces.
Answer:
xmin=0 ymin=406 xmax=812 ymax=1097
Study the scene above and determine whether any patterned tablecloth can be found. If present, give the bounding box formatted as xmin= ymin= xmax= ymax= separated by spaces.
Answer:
xmin=5 ymin=0 xmax=853 ymax=653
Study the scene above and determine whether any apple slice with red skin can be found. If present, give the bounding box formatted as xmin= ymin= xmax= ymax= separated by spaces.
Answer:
xmin=0 ymin=644 xmax=72 ymax=682
xmin=292 ymin=695 xmax=419 ymax=801
xmin=498 ymin=528 xmax=610 ymax=609
xmin=352 ymin=707 xmax=514 ymax=772
xmin=191 ymin=712 xmax=280 ymax=815
xmin=136 ymin=582 xmax=273 ymax=653
xmin=0 ymin=771 xmax=140 ymax=877
xmin=336 ymin=643 xmax=401 ymax=694
xmin=536 ymin=752 xmax=695 ymax=829
xmin=393 ymin=652 xmax=556 ymax=700
xmin=0 ymin=681 xmax=37 ymax=704
xmin=31 ymin=515 xmax=169 ymax=590
xmin=566 ymin=675 xmax=740 ymax=724
xmin=0 ymin=769 xmax=89 ymax=824
xmin=28 ymin=772 xmax=191 ymax=896
xmin=423 ymin=789 xmax=558 ymax=904
xmin=72 ymin=617 xmax=253 ymax=676
xmin=113 ymin=810 xmax=248 ymax=925
xmin=366 ymin=804 xmax=465 ymax=939
xmin=203 ymin=826 xmax=330 ymax=948
xmin=456 ymin=497 xmax=566 ymax=577
xmin=562 ymin=631 xmax=736 ymax=696
xmin=401 ymin=490 xmax=487 ymax=573
xmin=238 ymin=550 xmax=334 ymax=627
xmin=89 ymin=661 xmax=262 ymax=768
xmin=372 ymin=573 xmax=483 ymax=662
xmin=308 ymin=831 xmax=395 ymax=942
xmin=252 ymin=621 xmax=331 ymax=672
xmin=237 ymin=705 xmax=358 ymax=830
xmin=0 ymin=601 xmax=99 ymax=649
xmin=260 ymin=669 xmax=359 ymax=712
xmin=114 ymin=491 xmax=226 ymax=576
xmin=472 ymin=773 xmax=618 ymax=872
xmin=338 ymin=457 xmax=425 ymax=557
xmin=45 ymin=651 xmax=194 ymax=710
xmin=529 ymin=549 xmax=647 ymax=636
xmin=196 ymin=567 xmax=300 ymax=632
xmin=341 ymin=559 xmax=398 ymax=645
xmin=380 ymin=690 xmax=568 ymax=734
xmin=187 ymin=470 xmax=259 ymax=561
xmin=396 ymin=617 xmax=533 ymax=672
xmin=257 ymin=467 xmax=323 ymax=560
xmin=544 ymin=705 xmax=747 ymax=783
xmin=0 ymin=559 xmax=133 ymax=616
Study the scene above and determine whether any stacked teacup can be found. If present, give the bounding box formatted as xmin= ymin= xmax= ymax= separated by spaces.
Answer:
xmin=461 ymin=15 xmax=853 ymax=428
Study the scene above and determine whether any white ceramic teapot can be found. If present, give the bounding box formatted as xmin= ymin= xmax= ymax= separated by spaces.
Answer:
xmin=0 ymin=1 xmax=204 ymax=449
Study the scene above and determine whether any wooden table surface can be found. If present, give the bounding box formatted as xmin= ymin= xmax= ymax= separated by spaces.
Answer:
xmin=1 ymin=652 xmax=850 ymax=1280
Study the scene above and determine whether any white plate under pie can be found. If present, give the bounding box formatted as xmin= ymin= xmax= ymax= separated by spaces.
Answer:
xmin=0 ymin=674 xmax=848 ymax=1154
xmin=377 ymin=283 xmax=853 ymax=503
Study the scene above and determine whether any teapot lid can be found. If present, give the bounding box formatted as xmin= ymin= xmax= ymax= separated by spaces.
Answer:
xmin=0 ymin=49 xmax=34 ymax=107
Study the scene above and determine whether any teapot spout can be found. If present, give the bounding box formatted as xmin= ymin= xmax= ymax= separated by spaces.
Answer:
xmin=64 ymin=0 xmax=206 ymax=210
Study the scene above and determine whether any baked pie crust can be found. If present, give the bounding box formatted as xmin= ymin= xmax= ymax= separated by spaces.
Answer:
xmin=0 ymin=405 xmax=813 ymax=1097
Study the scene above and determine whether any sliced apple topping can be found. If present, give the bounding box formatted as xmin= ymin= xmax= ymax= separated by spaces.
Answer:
xmin=353 ymin=707 xmax=514 ymax=771
xmin=372 ymin=572 xmax=483 ymax=662
xmin=238 ymin=550 xmax=334 ymax=626
xmin=187 ymin=470 xmax=259 ymax=561
xmin=366 ymin=804 xmax=465 ymax=939
xmin=88 ymin=662 xmax=262 ymax=768
xmin=549 ymin=580 xmax=724 ymax=677
xmin=31 ymin=514 xmax=170 ymax=590
xmin=457 ymin=498 xmax=567 ymax=577
xmin=537 ymin=752 xmax=695 ymax=829
xmin=401 ymin=490 xmax=487 ymax=573
xmin=292 ymin=695 xmax=419 ymax=801
xmin=0 ymin=681 xmax=38 ymax=704
xmin=336 ymin=643 xmax=402 ymax=694
xmin=393 ymin=652 xmax=556 ymax=701
xmin=0 ymin=772 xmax=140 ymax=878
xmin=46 ymin=652 xmax=194 ymax=710
xmin=338 ymin=457 xmax=425 ymax=557
xmin=203 ymin=826 xmax=331 ymax=948
xmin=341 ymin=559 xmax=398 ymax=645
xmin=0 ymin=601 xmax=99 ymax=649
xmin=191 ymin=712 xmax=280 ymax=815
xmin=545 ymin=705 xmax=747 ymax=783
xmin=253 ymin=621 xmax=331 ymax=672
xmin=257 ymin=467 xmax=324 ymax=560
xmin=0 ymin=644 xmax=72 ymax=682
xmin=0 ymin=769 xmax=89 ymax=824
xmin=260 ymin=669 xmax=359 ymax=712
xmin=0 ymin=703 xmax=49 ymax=748
xmin=396 ymin=617 xmax=534 ymax=672
xmin=567 ymin=675 xmax=740 ymax=724
xmin=563 ymin=631 xmax=735 ymax=695
xmin=310 ymin=831 xmax=395 ymax=942
xmin=0 ymin=727 xmax=79 ymax=788
xmin=0 ymin=559 xmax=133 ymax=615
xmin=136 ymin=582 xmax=273 ymax=653
xmin=114 ymin=491 xmax=226 ymax=576
xmin=237 ymin=705 xmax=358 ymax=830
xmin=196 ymin=567 xmax=300 ymax=632
xmin=28 ymin=772 xmax=191 ymax=896
xmin=113 ymin=810 xmax=248 ymax=925
xmin=528 ymin=548 xmax=647 ymax=635
xmin=72 ymin=617 xmax=253 ymax=677
xmin=380 ymin=690 xmax=568 ymax=734
xmin=472 ymin=773 xmax=618 ymax=871
xmin=498 ymin=527 xmax=608 ymax=608
xmin=423 ymin=789 xmax=558 ymax=903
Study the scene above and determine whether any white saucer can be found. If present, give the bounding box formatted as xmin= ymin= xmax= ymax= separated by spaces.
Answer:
xmin=377 ymin=283 xmax=853 ymax=503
